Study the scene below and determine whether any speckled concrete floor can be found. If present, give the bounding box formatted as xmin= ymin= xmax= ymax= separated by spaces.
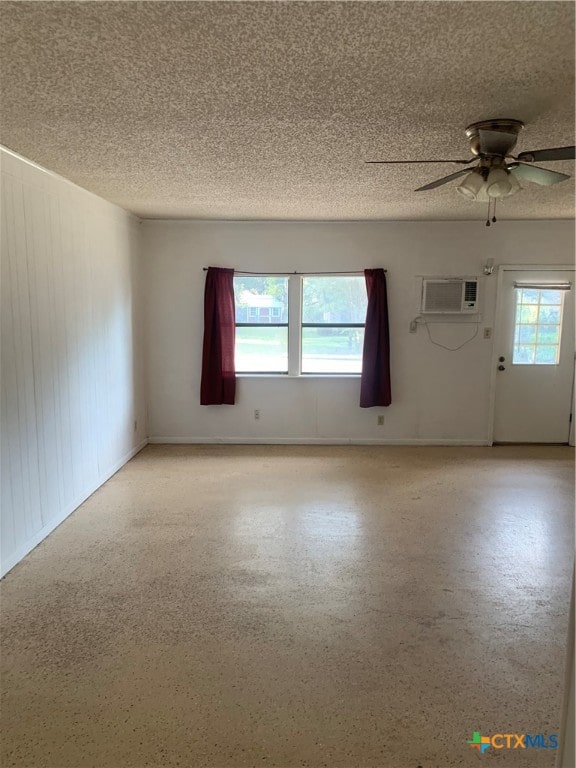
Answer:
xmin=1 ymin=445 xmax=574 ymax=768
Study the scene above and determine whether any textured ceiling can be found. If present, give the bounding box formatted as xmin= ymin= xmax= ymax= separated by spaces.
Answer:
xmin=1 ymin=1 xmax=574 ymax=220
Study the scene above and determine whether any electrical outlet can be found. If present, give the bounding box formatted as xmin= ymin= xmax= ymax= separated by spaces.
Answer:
xmin=254 ymin=409 xmax=260 ymax=420
xmin=409 ymin=320 xmax=418 ymax=333
xmin=483 ymin=327 xmax=492 ymax=339
xmin=377 ymin=415 xmax=385 ymax=426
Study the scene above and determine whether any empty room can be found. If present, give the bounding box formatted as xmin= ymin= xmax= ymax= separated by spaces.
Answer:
xmin=1 ymin=2 xmax=575 ymax=767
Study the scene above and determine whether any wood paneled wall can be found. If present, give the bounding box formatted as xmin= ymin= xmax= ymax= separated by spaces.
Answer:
xmin=0 ymin=149 xmax=146 ymax=576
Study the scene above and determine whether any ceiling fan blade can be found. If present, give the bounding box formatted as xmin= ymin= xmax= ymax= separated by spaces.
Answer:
xmin=517 ymin=146 xmax=576 ymax=162
xmin=478 ymin=129 xmax=519 ymax=156
xmin=365 ymin=159 xmax=475 ymax=165
xmin=415 ymin=168 xmax=475 ymax=191
xmin=508 ymin=162 xmax=571 ymax=186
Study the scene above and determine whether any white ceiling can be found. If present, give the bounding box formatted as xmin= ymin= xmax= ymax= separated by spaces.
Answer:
xmin=1 ymin=1 xmax=574 ymax=221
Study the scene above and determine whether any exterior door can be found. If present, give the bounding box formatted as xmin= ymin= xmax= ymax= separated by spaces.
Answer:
xmin=493 ymin=268 xmax=575 ymax=443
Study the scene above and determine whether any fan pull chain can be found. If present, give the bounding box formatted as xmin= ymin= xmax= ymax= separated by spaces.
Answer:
xmin=485 ymin=199 xmax=499 ymax=226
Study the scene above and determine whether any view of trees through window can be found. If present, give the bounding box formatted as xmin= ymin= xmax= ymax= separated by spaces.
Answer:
xmin=302 ymin=276 xmax=367 ymax=373
xmin=233 ymin=274 xmax=367 ymax=374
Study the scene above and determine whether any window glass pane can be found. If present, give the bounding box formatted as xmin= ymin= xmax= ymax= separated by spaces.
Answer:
xmin=234 ymin=277 xmax=288 ymax=324
xmin=535 ymin=345 xmax=558 ymax=364
xmin=519 ymin=305 xmax=538 ymax=323
xmin=538 ymin=305 xmax=561 ymax=324
xmin=513 ymin=344 xmax=535 ymax=364
xmin=235 ymin=327 xmax=288 ymax=372
xmin=519 ymin=288 xmax=540 ymax=304
xmin=540 ymin=290 xmax=562 ymax=304
xmin=302 ymin=276 xmax=367 ymax=324
xmin=536 ymin=325 xmax=560 ymax=345
xmin=301 ymin=328 xmax=365 ymax=373
xmin=517 ymin=325 xmax=537 ymax=343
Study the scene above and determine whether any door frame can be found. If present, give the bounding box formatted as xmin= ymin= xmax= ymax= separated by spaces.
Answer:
xmin=487 ymin=264 xmax=575 ymax=445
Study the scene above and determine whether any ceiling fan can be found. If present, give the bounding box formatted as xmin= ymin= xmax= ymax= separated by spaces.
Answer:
xmin=366 ymin=119 xmax=575 ymax=222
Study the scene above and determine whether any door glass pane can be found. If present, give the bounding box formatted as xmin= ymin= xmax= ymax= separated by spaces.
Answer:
xmin=540 ymin=290 xmax=562 ymax=304
xmin=536 ymin=326 xmax=560 ymax=345
xmin=519 ymin=288 xmax=540 ymax=304
xmin=538 ymin=305 xmax=561 ymax=324
xmin=513 ymin=289 xmax=565 ymax=365
xmin=518 ymin=305 xmax=538 ymax=323
xmin=514 ymin=344 xmax=536 ymax=364
xmin=517 ymin=325 xmax=537 ymax=343
xmin=235 ymin=327 xmax=288 ymax=372
xmin=535 ymin=345 xmax=558 ymax=364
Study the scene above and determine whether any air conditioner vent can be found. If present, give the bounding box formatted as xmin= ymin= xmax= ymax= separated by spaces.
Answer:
xmin=421 ymin=278 xmax=479 ymax=313
xmin=464 ymin=281 xmax=478 ymax=303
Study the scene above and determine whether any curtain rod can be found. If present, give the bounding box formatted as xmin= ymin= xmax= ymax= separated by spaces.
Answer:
xmin=202 ymin=268 xmax=386 ymax=275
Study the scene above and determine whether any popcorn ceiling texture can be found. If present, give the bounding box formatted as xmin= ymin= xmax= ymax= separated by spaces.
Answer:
xmin=0 ymin=1 xmax=574 ymax=220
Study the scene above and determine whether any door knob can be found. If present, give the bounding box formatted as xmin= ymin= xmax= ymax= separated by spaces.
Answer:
xmin=499 ymin=356 xmax=505 ymax=362
xmin=498 ymin=364 xmax=506 ymax=371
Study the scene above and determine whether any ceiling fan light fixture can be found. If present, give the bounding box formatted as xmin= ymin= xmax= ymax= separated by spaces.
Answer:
xmin=507 ymin=171 xmax=521 ymax=196
xmin=486 ymin=167 xmax=512 ymax=198
xmin=457 ymin=170 xmax=484 ymax=199
xmin=475 ymin=182 xmax=490 ymax=203
xmin=367 ymin=119 xmax=574 ymax=217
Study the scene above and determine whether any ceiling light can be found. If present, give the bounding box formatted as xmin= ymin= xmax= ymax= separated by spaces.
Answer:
xmin=475 ymin=181 xmax=490 ymax=203
xmin=456 ymin=170 xmax=484 ymax=199
xmin=486 ymin=167 xmax=512 ymax=198
xmin=456 ymin=166 xmax=522 ymax=203
xmin=507 ymin=171 xmax=521 ymax=196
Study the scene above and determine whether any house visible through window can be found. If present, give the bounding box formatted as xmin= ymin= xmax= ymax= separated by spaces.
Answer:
xmin=233 ymin=274 xmax=367 ymax=374
xmin=234 ymin=277 xmax=289 ymax=373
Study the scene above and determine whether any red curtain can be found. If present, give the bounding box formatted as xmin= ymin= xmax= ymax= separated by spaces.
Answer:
xmin=360 ymin=268 xmax=391 ymax=407
xmin=200 ymin=267 xmax=236 ymax=405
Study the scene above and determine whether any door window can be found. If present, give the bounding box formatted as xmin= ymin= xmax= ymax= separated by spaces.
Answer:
xmin=512 ymin=287 xmax=565 ymax=365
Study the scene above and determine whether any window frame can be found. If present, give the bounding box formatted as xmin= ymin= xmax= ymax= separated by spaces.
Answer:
xmin=233 ymin=273 xmax=366 ymax=377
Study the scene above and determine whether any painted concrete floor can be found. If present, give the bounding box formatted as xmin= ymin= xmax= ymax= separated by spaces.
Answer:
xmin=1 ymin=445 xmax=574 ymax=768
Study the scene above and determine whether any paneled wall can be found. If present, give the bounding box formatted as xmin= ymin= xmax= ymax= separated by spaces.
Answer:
xmin=0 ymin=149 xmax=146 ymax=576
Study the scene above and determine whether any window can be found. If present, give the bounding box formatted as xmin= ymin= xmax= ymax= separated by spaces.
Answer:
xmin=234 ymin=277 xmax=289 ymax=372
xmin=233 ymin=274 xmax=367 ymax=375
xmin=512 ymin=287 xmax=565 ymax=365
xmin=302 ymin=276 xmax=367 ymax=373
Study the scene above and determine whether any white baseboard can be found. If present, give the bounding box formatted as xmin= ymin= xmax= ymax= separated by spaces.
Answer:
xmin=0 ymin=439 xmax=148 ymax=578
xmin=148 ymin=436 xmax=490 ymax=446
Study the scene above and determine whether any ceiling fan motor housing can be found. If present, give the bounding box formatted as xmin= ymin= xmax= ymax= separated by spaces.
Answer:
xmin=466 ymin=119 xmax=525 ymax=157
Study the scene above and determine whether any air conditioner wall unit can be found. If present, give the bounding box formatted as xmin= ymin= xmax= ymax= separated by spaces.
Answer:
xmin=420 ymin=278 xmax=479 ymax=313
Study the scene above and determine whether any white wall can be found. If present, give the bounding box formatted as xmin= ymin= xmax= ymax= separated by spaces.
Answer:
xmin=143 ymin=219 xmax=574 ymax=444
xmin=0 ymin=149 xmax=147 ymax=576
